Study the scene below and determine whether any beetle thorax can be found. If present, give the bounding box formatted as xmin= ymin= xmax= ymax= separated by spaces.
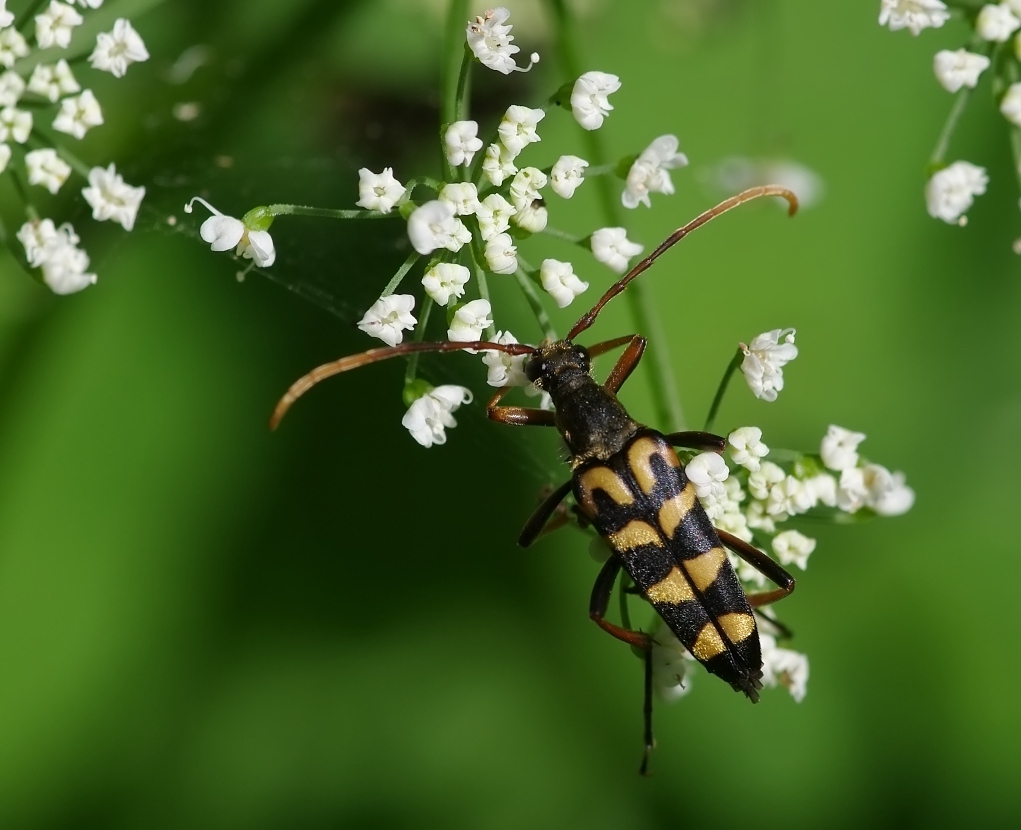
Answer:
xmin=526 ymin=341 xmax=639 ymax=465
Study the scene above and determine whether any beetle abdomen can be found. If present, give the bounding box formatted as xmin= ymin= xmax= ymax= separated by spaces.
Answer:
xmin=573 ymin=429 xmax=763 ymax=700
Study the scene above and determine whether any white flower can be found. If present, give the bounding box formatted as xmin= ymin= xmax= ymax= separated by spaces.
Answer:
xmin=728 ymin=426 xmax=769 ymax=472
xmin=35 ymin=1 xmax=83 ymax=49
xmin=25 ymin=148 xmax=71 ymax=193
xmin=862 ymin=463 xmax=916 ymax=516
xmin=27 ymin=59 xmax=81 ymax=102
xmin=820 ymin=425 xmax=866 ymax=471
xmin=421 ymin=262 xmax=470 ymax=306
xmin=482 ymin=330 xmax=529 ymax=387
xmin=836 ymin=467 xmax=869 ymax=513
xmin=402 ymin=385 xmax=472 ymax=448
xmin=448 ymin=298 xmax=493 ymax=345
xmin=511 ymin=201 xmax=547 ymax=234
xmin=17 ymin=218 xmax=60 ymax=267
xmin=75 ymin=0 xmax=104 ymax=8
xmin=803 ymin=473 xmax=838 ymax=508
xmin=466 ymin=7 xmax=538 ymax=75
xmin=475 ymin=193 xmax=516 ymax=242
xmin=356 ymin=167 xmax=405 ymax=214
xmin=18 ymin=219 xmax=96 ymax=294
xmin=748 ymin=461 xmax=785 ymax=501
xmin=438 ymin=181 xmax=480 ymax=216
xmin=550 ymin=155 xmax=588 ymax=199
xmin=89 ymin=18 xmax=149 ymax=78
xmin=184 ymin=197 xmax=276 ymax=267
xmin=686 ymin=452 xmax=729 ymax=501
xmin=933 ymin=49 xmax=990 ymax=93
xmin=0 ymin=28 xmax=30 ymax=69
xmin=498 ymin=105 xmax=544 ymax=155
xmin=590 ymin=227 xmax=643 ymax=274
xmin=508 ymin=166 xmax=547 ymax=208
xmin=925 ymin=161 xmax=987 ymax=225
xmin=878 ymin=0 xmax=950 ymax=35
xmin=540 ymin=259 xmax=589 ymax=308
xmin=484 ymin=232 xmax=517 ymax=274
xmin=652 ymin=626 xmax=697 ymax=702
xmin=976 ymin=3 xmax=1020 ymax=41
xmin=570 ymin=71 xmax=620 ymax=130
xmin=0 ymin=106 xmax=31 ymax=143
xmin=740 ymin=328 xmax=798 ymax=402
xmin=745 ymin=499 xmax=776 ymax=534
xmin=81 ymin=163 xmax=145 ymax=231
xmin=622 ymin=134 xmax=688 ymax=209
xmin=772 ymin=530 xmax=816 ymax=570
xmin=1002 ymin=82 xmax=1021 ymax=127
xmin=406 ymin=200 xmax=470 ymax=255
xmin=0 ymin=70 xmax=24 ymax=107
xmin=765 ymin=475 xmax=813 ymax=520
xmin=0 ymin=0 xmax=12 ymax=27
xmin=759 ymin=634 xmax=809 ymax=703
xmin=481 ymin=142 xmax=517 ymax=186
xmin=0 ymin=142 xmax=9 ymax=173
xmin=356 ymin=294 xmax=416 ymax=347
xmin=444 ymin=120 xmax=483 ymax=168
xmin=52 ymin=89 xmax=103 ymax=139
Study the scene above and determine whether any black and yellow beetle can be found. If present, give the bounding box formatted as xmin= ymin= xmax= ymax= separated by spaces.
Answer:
xmin=271 ymin=185 xmax=799 ymax=773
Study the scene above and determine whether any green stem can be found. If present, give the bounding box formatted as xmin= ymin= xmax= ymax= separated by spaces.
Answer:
xmin=929 ymin=87 xmax=971 ymax=169
xmin=15 ymin=0 xmax=48 ymax=29
xmin=267 ymin=204 xmax=400 ymax=220
xmin=541 ymin=225 xmax=586 ymax=245
xmin=442 ymin=0 xmax=470 ymax=126
xmin=549 ymin=0 xmax=685 ymax=433
xmin=404 ymin=296 xmax=435 ymax=387
xmin=9 ymin=169 xmax=37 ymax=222
xmin=513 ymin=266 xmax=557 ymax=341
xmin=380 ymin=251 xmax=421 ymax=297
xmin=703 ymin=348 xmax=743 ymax=433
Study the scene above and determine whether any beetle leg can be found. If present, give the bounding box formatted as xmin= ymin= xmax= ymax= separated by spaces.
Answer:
xmin=662 ymin=430 xmax=727 ymax=453
xmin=518 ymin=479 xmax=574 ymax=547
xmin=589 ymin=557 xmax=652 ymax=649
xmin=588 ymin=555 xmax=657 ymax=775
xmin=716 ymin=529 xmax=796 ymax=608
xmin=596 ymin=335 xmax=647 ymax=394
xmin=486 ymin=385 xmax=556 ymax=426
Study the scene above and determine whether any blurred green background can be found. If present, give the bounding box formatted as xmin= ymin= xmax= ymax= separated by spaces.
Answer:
xmin=1 ymin=1 xmax=1019 ymax=827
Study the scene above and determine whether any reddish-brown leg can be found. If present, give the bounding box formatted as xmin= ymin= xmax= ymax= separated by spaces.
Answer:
xmin=589 ymin=555 xmax=657 ymax=776
xmin=486 ymin=385 xmax=556 ymax=427
xmin=595 ymin=335 xmax=647 ymax=394
xmin=716 ymin=529 xmax=796 ymax=608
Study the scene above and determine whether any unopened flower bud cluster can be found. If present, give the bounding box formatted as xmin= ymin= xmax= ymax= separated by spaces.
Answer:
xmin=878 ymin=0 xmax=1021 ymax=233
xmin=2 ymin=2 xmax=149 ymax=293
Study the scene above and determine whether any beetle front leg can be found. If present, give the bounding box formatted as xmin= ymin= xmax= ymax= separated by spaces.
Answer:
xmin=486 ymin=386 xmax=556 ymax=427
xmin=592 ymin=335 xmax=647 ymax=395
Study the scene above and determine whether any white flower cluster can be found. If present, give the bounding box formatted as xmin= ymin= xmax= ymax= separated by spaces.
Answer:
xmin=3 ymin=6 xmax=149 ymax=293
xmin=654 ymin=420 xmax=913 ymax=702
xmin=878 ymin=1 xmax=1021 ymax=228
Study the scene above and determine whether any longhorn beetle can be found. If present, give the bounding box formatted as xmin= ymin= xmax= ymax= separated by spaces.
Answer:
xmin=271 ymin=185 xmax=799 ymax=773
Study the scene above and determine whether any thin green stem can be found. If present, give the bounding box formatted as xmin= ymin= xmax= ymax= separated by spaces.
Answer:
xmin=549 ymin=0 xmax=685 ymax=433
xmin=267 ymin=204 xmax=399 ymax=220
xmin=703 ymin=348 xmax=743 ymax=433
xmin=404 ymin=296 xmax=435 ymax=386
xmin=8 ymin=169 xmax=37 ymax=221
xmin=541 ymin=225 xmax=586 ymax=245
xmin=380 ymin=251 xmax=421 ymax=297
xmin=442 ymin=0 xmax=470 ymax=126
xmin=16 ymin=0 xmax=49 ymax=29
xmin=513 ymin=266 xmax=557 ymax=342
xmin=929 ymin=88 xmax=971 ymax=169
xmin=28 ymin=127 xmax=90 ymax=178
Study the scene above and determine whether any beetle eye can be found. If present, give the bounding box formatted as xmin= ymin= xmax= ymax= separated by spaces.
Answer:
xmin=524 ymin=357 xmax=543 ymax=383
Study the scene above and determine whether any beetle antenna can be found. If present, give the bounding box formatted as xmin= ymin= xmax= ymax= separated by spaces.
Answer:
xmin=567 ymin=185 xmax=799 ymax=342
xmin=270 ymin=340 xmax=535 ymax=430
